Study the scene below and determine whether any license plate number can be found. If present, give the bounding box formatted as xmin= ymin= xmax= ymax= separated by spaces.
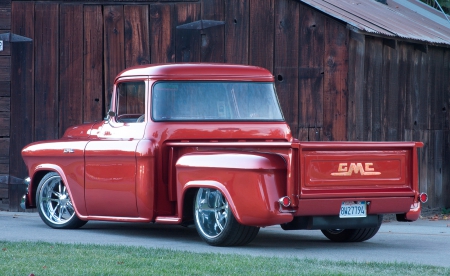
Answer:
xmin=339 ymin=201 xmax=367 ymax=218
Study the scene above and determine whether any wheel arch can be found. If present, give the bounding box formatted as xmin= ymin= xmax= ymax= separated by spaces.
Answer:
xmin=29 ymin=165 xmax=84 ymax=216
xmin=180 ymin=181 xmax=240 ymax=225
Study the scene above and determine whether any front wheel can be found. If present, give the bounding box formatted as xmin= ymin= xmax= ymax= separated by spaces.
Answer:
xmin=36 ymin=172 xmax=87 ymax=229
xmin=194 ymin=188 xmax=259 ymax=246
xmin=321 ymin=226 xmax=381 ymax=242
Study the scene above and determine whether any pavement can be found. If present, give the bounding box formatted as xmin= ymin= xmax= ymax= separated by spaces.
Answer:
xmin=0 ymin=211 xmax=449 ymax=267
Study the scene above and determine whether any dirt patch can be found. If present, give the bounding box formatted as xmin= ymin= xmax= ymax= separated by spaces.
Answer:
xmin=420 ymin=207 xmax=449 ymax=221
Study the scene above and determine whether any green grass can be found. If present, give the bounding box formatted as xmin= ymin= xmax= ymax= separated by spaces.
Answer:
xmin=0 ymin=241 xmax=448 ymax=276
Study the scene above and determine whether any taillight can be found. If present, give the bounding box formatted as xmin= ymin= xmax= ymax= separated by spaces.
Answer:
xmin=419 ymin=193 xmax=428 ymax=203
xmin=278 ymin=196 xmax=291 ymax=207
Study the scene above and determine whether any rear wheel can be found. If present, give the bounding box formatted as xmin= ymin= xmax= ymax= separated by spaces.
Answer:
xmin=194 ymin=188 xmax=259 ymax=246
xmin=321 ymin=226 xmax=381 ymax=242
xmin=36 ymin=172 xmax=87 ymax=229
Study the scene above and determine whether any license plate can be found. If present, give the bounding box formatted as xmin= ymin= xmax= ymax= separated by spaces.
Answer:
xmin=339 ymin=201 xmax=367 ymax=218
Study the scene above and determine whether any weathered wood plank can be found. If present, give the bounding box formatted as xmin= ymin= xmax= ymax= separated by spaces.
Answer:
xmin=59 ymin=4 xmax=83 ymax=137
xmin=298 ymin=128 xmax=308 ymax=141
xmin=323 ymin=18 xmax=348 ymax=141
xmin=0 ymin=183 xmax=7 ymax=198
xmin=0 ymin=56 xmax=10 ymax=81
xmin=150 ymin=4 xmax=175 ymax=63
xmin=34 ymin=3 xmax=59 ymax=141
xmin=124 ymin=5 xmax=150 ymax=67
xmin=201 ymin=0 xmax=224 ymax=62
xmin=399 ymin=43 xmax=416 ymax=135
xmin=174 ymin=3 xmax=201 ymax=62
xmin=398 ymin=43 xmax=414 ymax=141
xmin=347 ymin=31 xmax=365 ymax=141
xmin=0 ymin=138 xmax=9 ymax=159
xmin=425 ymin=130 xmax=438 ymax=206
xmin=0 ymin=2 xmax=11 ymax=30
xmin=381 ymin=41 xmax=399 ymax=141
xmin=0 ymin=200 xmax=9 ymax=211
xmin=202 ymin=0 xmax=224 ymax=22
xmin=430 ymin=130 xmax=442 ymax=206
xmin=274 ymin=0 xmax=299 ymax=130
xmin=104 ymin=5 xmax=125 ymax=114
xmin=444 ymin=130 xmax=450 ymax=208
xmin=409 ymin=44 xmax=422 ymax=132
xmin=425 ymin=49 xmax=435 ymax=132
xmin=413 ymin=47 xmax=429 ymax=132
xmin=298 ymin=127 xmax=321 ymax=141
xmin=362 ymin=37 xmax=381 ymax=141
xmin=84 ymin=5 xmax=104 ymax=123
xmin=0 ymin=96 xmax=8 ymax=111
xmin=224 ymin=0 xmax=249 ymax=64
xmin=0 ymin=81 xmax=9 ymax=96
xmin=249 ymin=0 xmax=274 ymax=72
xmin=420 ymin=129 xmax=445 ymax=209
xmin=299 ymin=5 xmax=324 ymax=129
xmin=309 ymin=128 xmax=321 ymax=141
xmin=427 ymin=46 xmax=441 ymax=131
xmin=444 ymin=49 xmax=450 ymax=131
xmin=0 ymin=112 xmax=8 ymax=136
xmin=431 ymin=47 xmax=445 ymax=131
xmin=10 ymin=1 xmax=34 ymax=178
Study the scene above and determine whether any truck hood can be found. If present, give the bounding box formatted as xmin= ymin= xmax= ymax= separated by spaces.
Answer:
xmin=62 ymin=122 xmax=98 ymax=139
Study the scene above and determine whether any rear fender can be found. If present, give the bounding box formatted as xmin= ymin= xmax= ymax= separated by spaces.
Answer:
xmin=176 ymin=151 xmax=293 ymax=226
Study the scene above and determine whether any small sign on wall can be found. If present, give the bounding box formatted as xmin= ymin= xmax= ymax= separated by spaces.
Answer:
xmin=0 ymin=40 xmax=3 ymax=52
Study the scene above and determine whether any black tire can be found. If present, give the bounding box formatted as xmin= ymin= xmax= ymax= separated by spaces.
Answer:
xmin=321 ymin=226 xmax=381 ymax=242
xmin=36 ymin=172 xmax=87 ymax=229
xmin=194 ymin=188 xmax=259 ymax=246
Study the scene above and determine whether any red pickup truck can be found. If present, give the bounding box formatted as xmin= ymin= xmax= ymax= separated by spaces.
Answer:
xmin=21 ymin=63 xmax=426 ymax=246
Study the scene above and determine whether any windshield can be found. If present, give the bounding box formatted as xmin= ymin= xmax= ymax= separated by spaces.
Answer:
xmin=152 ymin=81 xmax=284 ymax=121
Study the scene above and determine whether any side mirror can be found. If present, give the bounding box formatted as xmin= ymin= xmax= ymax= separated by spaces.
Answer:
xmin=104 ymin=110 xmax=116 ymax=122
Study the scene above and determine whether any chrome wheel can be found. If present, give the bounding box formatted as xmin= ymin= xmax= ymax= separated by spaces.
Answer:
xmin=195 ymin=188 xmax=229 ymax=238
xmin=39 ymin=174 xmax=75 ymax=224
xmin=36 ymin=172 xmax=87 ymax=229
xmin=193 ymin=188 xmax=260 ymax=246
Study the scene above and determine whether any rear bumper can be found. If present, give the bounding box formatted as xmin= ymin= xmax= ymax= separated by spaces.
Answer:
xmin=281 ymin=215 xmax=383 ymax=230
xmin=397 ymin=202 xmax=421 ymax=221
xmin=292 ymin=197 xmax=417 ymax=219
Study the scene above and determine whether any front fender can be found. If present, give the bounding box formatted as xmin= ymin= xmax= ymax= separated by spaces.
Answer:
xmin=22 ymin=140 xmax=88 ymax=216
xmin=28 ymin=164 xmax=86 ymax=217
xmin=176 ymin=151 xmax=293 ymax=226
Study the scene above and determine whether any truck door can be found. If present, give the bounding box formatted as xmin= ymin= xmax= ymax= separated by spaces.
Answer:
xmin=84 ymin=80 xmax=146 ymax=217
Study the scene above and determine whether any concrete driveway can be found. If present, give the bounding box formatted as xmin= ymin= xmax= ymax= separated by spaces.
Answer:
xmin=1 ymin=211 xmax=449 ymax=267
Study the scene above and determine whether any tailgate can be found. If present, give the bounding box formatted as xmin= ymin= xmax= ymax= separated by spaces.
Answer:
xmin=294 ymin=142 xmax=422 ymax=199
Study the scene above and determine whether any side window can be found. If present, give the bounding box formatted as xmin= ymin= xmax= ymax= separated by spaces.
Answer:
xmin=116 ymin=81 xmax=145 ymax=123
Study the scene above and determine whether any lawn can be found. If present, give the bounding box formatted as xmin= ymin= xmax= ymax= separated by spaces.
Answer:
xmin=0 ymin=241 xmax=448 ymax=276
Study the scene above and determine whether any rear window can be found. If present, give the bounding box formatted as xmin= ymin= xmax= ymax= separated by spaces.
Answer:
xmin=152 ymin=81 xmax=284 ymax=122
